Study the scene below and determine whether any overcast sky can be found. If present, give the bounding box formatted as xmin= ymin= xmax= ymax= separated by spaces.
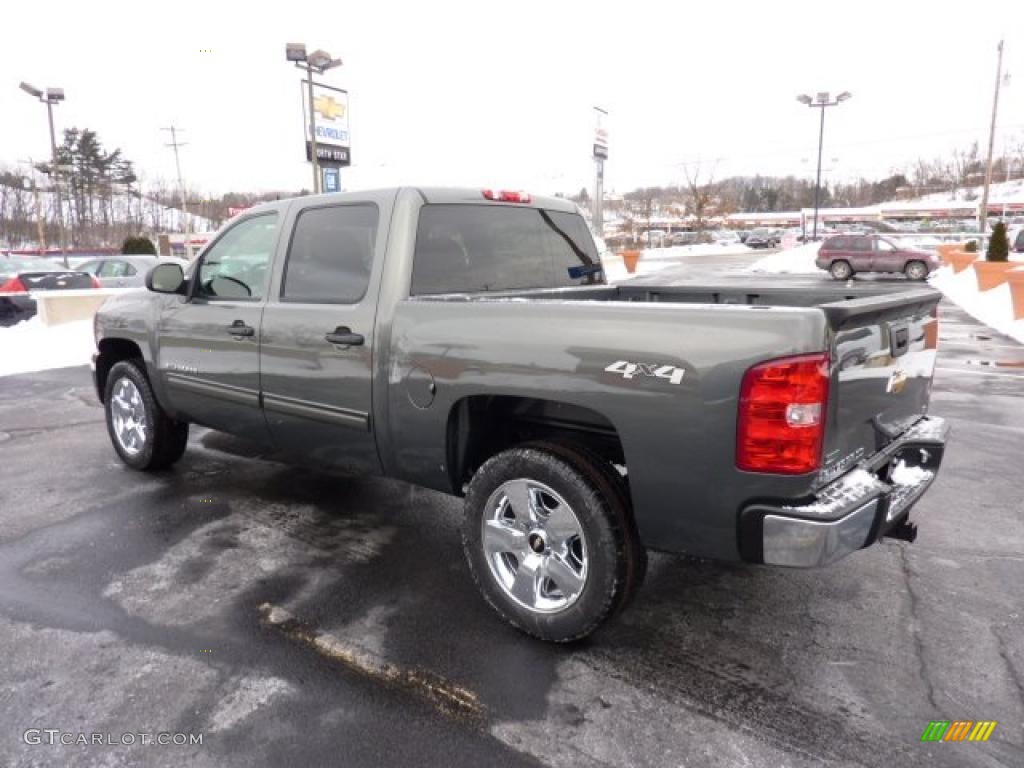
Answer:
xmin=2 ymin=0 xmax=1022 ymax=198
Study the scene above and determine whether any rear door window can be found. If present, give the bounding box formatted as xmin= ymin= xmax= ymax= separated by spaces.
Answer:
xmin=411 ymin=205 xmax=602 ymax=295
xmin=281 ymin=204 xmax=379 ymax=303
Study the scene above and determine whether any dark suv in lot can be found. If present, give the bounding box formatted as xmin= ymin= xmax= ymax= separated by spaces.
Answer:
xmin=816 ymin=235 xmax=939 ymax=281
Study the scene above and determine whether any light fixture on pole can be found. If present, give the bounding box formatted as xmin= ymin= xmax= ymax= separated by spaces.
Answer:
xmin=796 ymin=90 xmax=852 ymax=241
xmin=20 ymin=81 xmax=68 ymax=266
xmin=286 ymin=43 xmax=342 ymax=194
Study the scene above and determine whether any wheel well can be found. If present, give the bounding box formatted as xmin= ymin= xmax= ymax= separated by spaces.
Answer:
xmin=446 ymin=395 xmax=625 ymax=494
xmin=95 ymin=338 xmax=144 ymax=403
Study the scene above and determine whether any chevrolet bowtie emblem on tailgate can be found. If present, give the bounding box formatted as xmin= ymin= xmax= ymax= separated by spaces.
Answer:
xmin=313 ymin=95 xmax=345 ymax=120
xmin=887 ymin=368 xmax=908 ymax=394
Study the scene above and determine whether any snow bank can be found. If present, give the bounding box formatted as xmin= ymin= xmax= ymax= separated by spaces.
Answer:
xmin=747 ymin=242 xmax=822 ymax=274
xmin=929 ymin=266 xmax=1024 ymax=345
xmin=0 ymin=316 xmax=95 ymax=378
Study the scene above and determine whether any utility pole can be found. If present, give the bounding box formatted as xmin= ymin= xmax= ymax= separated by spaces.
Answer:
xmin=979 ymin=40 xmax=1004 ymax=237
xmin=163 ymin=126 xmax=191 ymax=259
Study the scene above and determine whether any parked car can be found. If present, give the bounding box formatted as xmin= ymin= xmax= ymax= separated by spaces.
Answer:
xmin=815 ymin=235 xmax=940 ymax=281
xmin=1009 ymin=226 xmax=1024 ymax=253
xmin=0 ymin=256 xmax=99 ymax=324
xmin=76 ymin=255 xmax=187 ymax=288
xmin=744 ymin=228 xmax=782 ymax=249
xmin=93 ymin=187 xmax=949 ymax=642
xmin=713 ymin=229 xmax=742 ymax=246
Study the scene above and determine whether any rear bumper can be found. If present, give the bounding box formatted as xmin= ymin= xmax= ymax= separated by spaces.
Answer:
xmin=740 ymin=416 xmax=949 ymax=567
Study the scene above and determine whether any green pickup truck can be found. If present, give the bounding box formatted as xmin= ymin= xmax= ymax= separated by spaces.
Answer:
xmin=92 ymin=187 xmax=949 ymax=642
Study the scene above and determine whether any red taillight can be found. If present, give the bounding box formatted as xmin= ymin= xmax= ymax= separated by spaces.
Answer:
xmin=0 ymin=277 xmax=27 ymax=294
xmin=737 ymin=353 xmax=830 ymax=475
xmin=90 ymin=275 xmax=102 ymax=289
xmin=482 ymin=189 xmax=531 ymax=203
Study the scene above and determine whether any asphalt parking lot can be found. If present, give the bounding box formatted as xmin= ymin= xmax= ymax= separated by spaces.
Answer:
xmin=1 ymin=253 xmax=1022 ymax=768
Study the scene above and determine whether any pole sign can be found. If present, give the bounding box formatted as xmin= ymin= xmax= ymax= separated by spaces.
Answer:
xmin=593 ymin=126 xmax=609 ymax=159
xmin=322 ymin=166 xmax=340 ymax=193
xmin=306 ymin=143 xmax=351 ymax=165
xmin=302 ymin=80 xmax=351 ymax=167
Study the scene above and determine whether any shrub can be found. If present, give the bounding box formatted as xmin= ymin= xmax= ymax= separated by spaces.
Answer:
xmin=986 ymin=222 xmax=1008 ymax=262
xmin=121 ymin=236 xmax=156 ymax=255
xmin=964 ymin=240 xmax=978 ymax=253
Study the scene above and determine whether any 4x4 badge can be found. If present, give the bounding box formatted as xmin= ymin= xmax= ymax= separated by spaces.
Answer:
xmin=605 ymin=360 xmax=685 ymax=385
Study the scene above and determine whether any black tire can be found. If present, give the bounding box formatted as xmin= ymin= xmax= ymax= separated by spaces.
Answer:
xmin=539 ymin=441 xmax=647 ymax=604
xmin=829 ymin=260 xmax=853 ymax=280
xmin=904 ymin=260 xmax=929 ymax=281
xmin=104 ymin=360 xmax=188 ymax=470
xmin=462 ymin=442 xmax=642 ymax=642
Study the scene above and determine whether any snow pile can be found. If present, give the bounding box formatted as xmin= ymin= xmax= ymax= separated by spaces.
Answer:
xmin=747 ymin=242 xmax=822 ymax=275
xmin=0 ymin=316 xmax=95 ymax=377
xmin=929 ymin=265 xmax=1024 ymax=345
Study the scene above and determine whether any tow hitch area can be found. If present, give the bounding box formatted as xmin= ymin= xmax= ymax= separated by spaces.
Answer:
xmin=884 ymin=519 xmax=918 ymax=543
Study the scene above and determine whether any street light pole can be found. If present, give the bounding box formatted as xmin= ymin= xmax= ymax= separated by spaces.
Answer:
xmin=21 ymin=82 xmax=68 ymax=266
xmin=797 ymin=91 xmax=852 ymax=241
xmin=306 ymin=63 xmax=319 ymax=194
xmin=812 ymin=104 xmax=826 ymax=242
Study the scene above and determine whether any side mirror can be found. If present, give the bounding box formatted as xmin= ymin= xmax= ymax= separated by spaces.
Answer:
xmin=146 ymin=263 xmax=185 ymax=294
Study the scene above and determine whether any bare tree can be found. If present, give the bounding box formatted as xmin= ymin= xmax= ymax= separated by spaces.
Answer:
xmin=683 ymin=162 xmax=717 ymax=237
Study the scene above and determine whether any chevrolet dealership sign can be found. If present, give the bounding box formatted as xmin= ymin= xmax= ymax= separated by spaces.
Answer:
xmin=302 ymin=80 xmax=351 ymax=166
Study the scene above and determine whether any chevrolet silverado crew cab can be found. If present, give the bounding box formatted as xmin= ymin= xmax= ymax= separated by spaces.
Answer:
xmin=92 ymin=187 xmax=949 ymax=642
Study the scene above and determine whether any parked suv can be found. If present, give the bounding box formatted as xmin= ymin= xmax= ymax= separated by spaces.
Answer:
xmin=816 ymin=235 xmax=939 ymax=281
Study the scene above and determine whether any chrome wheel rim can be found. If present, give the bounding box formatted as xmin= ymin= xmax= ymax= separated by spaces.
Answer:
xmin=907 ymin=263 xmax=926 ymax=279
xmin=110 ymin=378 xmax=147 ymax=456
xmin=833 ymin=263 xmax=851 ymax=279
xmin=482 ymin=479 xmax=588 ymax=614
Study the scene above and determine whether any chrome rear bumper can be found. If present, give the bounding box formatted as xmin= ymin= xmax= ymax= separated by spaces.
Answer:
xmin=744 ymin=416 xmax=948 ymax=567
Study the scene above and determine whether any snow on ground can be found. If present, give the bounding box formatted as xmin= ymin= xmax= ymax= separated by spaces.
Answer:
xmin=0 ymin=316 xmax=95 ymax=378
xmin=747 ymin=242 xmax=822 ymax=274
xmin=601 ymin=243 xmax=753 ymax=283
xmin=929 ymin=266 xmax=1024 ymax=345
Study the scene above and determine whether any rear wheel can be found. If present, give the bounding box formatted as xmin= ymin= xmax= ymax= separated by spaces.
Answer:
xmin=462 ymin=443 xmax=643 ymax=642
xmin=105 ymin=360 xmax=188 ymax=470
xmin=904 ymin=260 xmax=928 ymax=281
xmin=829 ymin=260 xmax=853 ymax=280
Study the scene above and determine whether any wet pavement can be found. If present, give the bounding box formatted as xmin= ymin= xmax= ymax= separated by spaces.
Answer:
xmin=0 ymin=254 xmax=1022 ymax=767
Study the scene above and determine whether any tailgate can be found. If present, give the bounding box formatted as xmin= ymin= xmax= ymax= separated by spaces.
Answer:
xmin=819 ymin=288 xmax=942 ymax=485
xmin=19 ymin=271 xmax=95 ymax=291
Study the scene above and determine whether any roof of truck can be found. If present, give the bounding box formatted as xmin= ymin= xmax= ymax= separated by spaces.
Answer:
xmin=239 ymin=187 xmax=579 ymax=218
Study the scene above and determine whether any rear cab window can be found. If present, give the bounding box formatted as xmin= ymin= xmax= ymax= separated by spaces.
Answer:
xmin=411 ymin=205 xmax=603 ymax=295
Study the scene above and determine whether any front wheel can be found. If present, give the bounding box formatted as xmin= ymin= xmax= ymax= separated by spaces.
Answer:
xmin=462 ymin=443 xmax=643 ymax=642
xmin=105 ymin=360 xmax=188 ymax=470
xmin=904 ymin=260 xmax=929 ymax=281
xmin=829 ymin=260 xmax=853 ymax=280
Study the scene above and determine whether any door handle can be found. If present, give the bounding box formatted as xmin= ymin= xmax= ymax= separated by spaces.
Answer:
xmin=228 ymin=320 xmax=255 ymax=337
xmin=325 ymin=327 xmax=364 ymax=346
